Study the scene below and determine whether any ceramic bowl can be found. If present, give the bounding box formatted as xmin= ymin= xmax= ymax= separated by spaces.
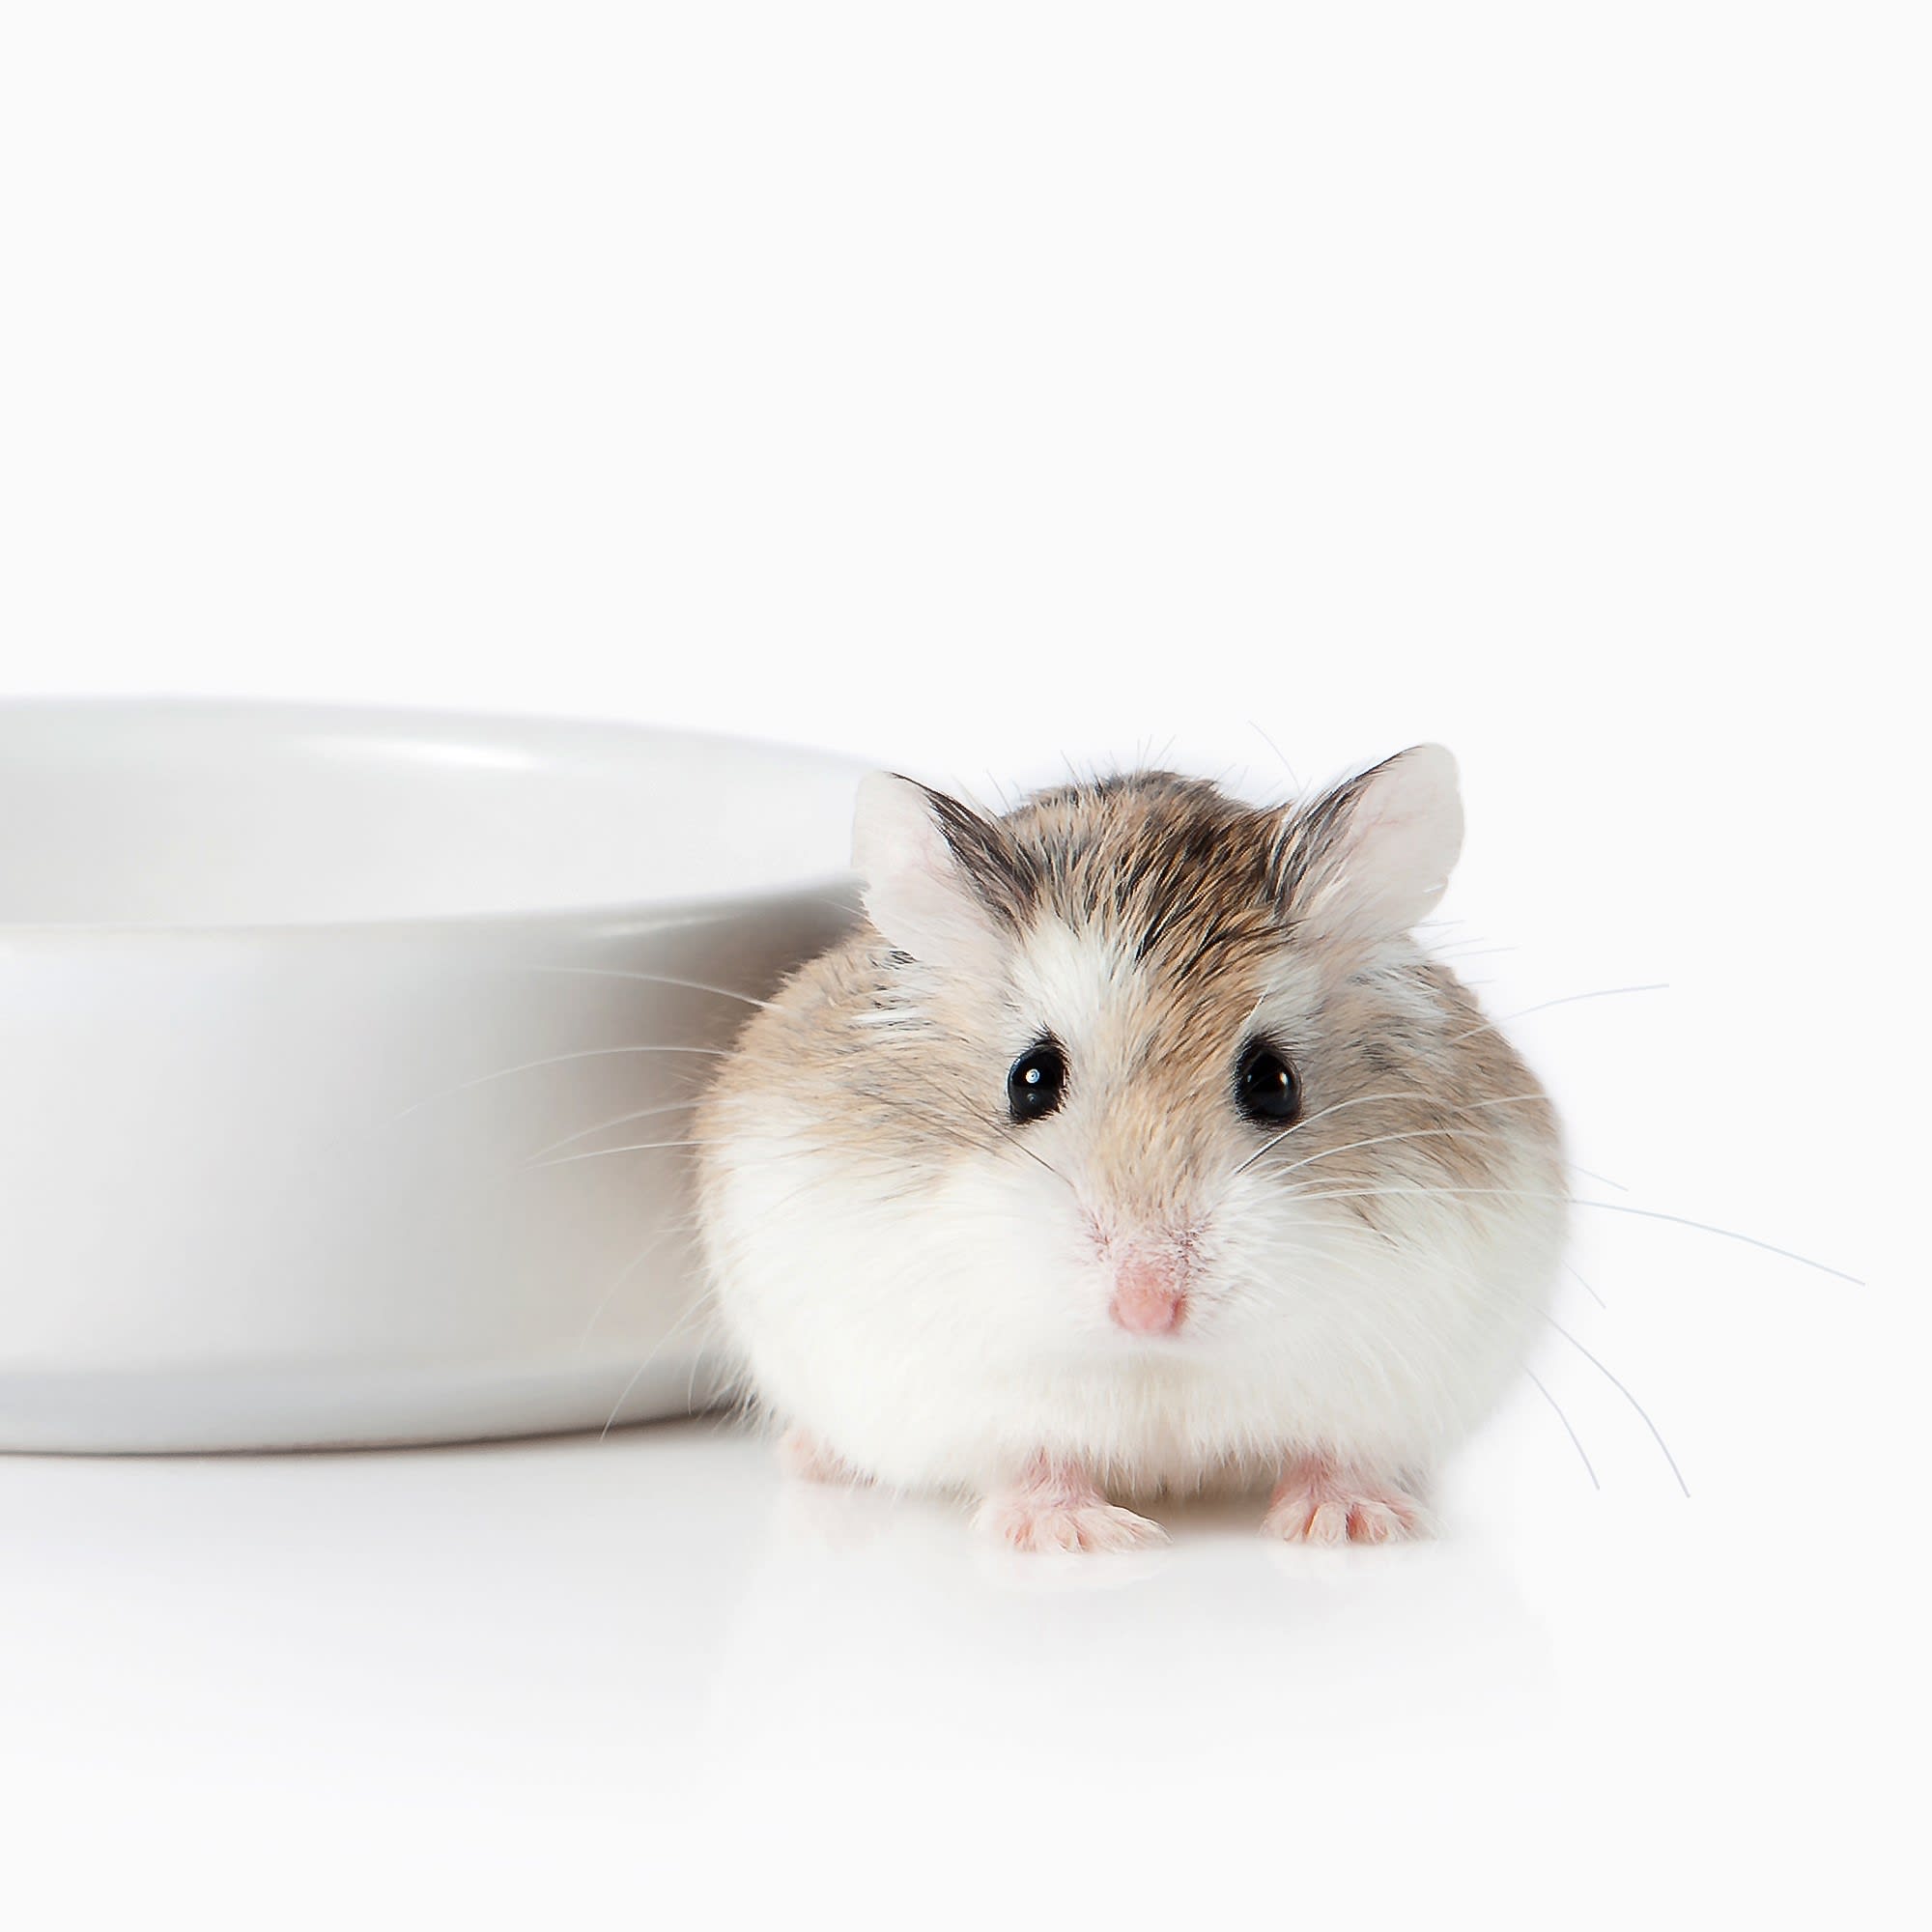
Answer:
xmin=0 ymin=700 xmax=864 ymax=1450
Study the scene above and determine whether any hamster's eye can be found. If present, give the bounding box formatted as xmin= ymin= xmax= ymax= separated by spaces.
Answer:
xmin=1007 ymin=1040 xmax=1067 ymax=1122
xmin=1236 ymin=1040 xmax=1301 ymax=1127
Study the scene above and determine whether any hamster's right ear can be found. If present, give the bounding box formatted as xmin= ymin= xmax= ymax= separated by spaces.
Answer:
xmin=1271 ymin=743 xmax=1464 ymax=944
xmin=851 ymin=773 xmax=1016 ymax=977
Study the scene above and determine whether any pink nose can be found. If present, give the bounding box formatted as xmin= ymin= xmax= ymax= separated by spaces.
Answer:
xmin=1110 ymin=1255 xmax=1187 ymax=1335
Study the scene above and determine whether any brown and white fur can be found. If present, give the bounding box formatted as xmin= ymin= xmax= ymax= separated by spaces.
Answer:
xmin=695 ymin=747 xmax=1566 ymax=1551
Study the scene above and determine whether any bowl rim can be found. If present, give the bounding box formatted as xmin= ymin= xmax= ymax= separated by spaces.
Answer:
xmin=0 ymin=695 xmax=867 ymax=941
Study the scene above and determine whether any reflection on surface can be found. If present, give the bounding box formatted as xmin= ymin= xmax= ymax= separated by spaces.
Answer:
xmin=706 ymin=1461 xmax=1551 ymax=1774
xmin=2 ymin=1415 xmax=1549 ymax=1799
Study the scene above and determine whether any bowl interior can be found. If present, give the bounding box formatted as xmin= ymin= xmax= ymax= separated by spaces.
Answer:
xmin=0 ymin=702 xmax=864 ymax=926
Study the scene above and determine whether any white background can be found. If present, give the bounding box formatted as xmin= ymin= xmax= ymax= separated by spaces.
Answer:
xmin=1 ymin=5 xmax=1921 ymax=1927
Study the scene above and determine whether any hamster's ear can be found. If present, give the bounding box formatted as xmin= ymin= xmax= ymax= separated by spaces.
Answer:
xmin=851 ymin=772 xmax=1015 ymax=977
xmin=1271 ymin=744 xmax=1463 ymax=943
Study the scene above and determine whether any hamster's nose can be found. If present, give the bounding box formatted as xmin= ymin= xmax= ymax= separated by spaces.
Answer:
xmin=1110 ymin=1254 xmax=1188 ymax=1336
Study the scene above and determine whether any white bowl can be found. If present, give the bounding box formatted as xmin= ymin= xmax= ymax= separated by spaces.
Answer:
xmin=0 ymin=700 xmax=864 ymax=1451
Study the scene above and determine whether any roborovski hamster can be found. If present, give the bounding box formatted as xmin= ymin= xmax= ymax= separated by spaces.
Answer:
xmin=695 ymin=747 xmax=1565 ymax=1550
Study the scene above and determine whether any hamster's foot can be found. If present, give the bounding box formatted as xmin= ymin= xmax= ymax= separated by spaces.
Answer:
xmin=1262 ymin=1455 xmax=1427 ymax=1546
xmin=974 ymin=1455 xmax=1167 ymax=1553
xmin=775 ymin=1426 xmax=868 ymax=1487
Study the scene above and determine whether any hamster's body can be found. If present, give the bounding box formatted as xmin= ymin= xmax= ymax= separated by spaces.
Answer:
xmin=696 ymin=753 xmax=1565 ymax=1549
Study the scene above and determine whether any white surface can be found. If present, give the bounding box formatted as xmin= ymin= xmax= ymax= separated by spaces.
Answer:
xmin=0 ymin=701 xmax=862 ymax=1449
xmin=1 ymin=1379 xmax=1914 ymax=1925
xmin=1 ymin=3 xmax=1920 ymax=1925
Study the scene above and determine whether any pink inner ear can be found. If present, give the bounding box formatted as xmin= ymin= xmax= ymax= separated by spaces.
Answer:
xmin=1307 ymin=745 xmax=1463 ymax=941
xmin=851 ymin=772 xmax=1009 ymax=975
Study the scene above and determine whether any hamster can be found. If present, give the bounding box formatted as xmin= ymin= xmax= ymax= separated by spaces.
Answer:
xmin=694 ymin=747 xmax=1565 ymax=1551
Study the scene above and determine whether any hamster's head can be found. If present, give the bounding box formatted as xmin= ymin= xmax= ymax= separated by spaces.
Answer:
xmin=835 ymin=747 xmax=1554 ymax=1358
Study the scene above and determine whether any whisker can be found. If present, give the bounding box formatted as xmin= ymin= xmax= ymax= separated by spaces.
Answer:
xmin=1450 ymin=982 xmax=1668 ymax=1046
xmin=577 ymin=1212 xmax=696 ymax=1344
xmin=599 ymin=1291 xmax=719 ymax=1439
xmin=708 ymin=1152 xmax=899 ymax=1230
xmin=529 ymin=906 xmax=742 ymax=943
xmin=1265 ymin=1119 xmax=1556 ymax=1184
xmin=1255 ymin=1119 xmax=1625 ymax=1193
xmin=1247 ymin=720 xmax=1302 ymax=795
xmin=1227 ymin=1091 xmax=1439 ymax=1182
xmin=1523 ymin=1365 xmax=1601 ymax=1491
xmin=686 ymin=1315 xmax=727 ymax=1414
xmin=1429 ymin=942 xmax=1518 ymax=963
xmin=1567 ymin=1261 xmax=1608 ymax=1309
xmin=526 ymin=1097 xmax=700 ymax=1163
xmin=391 ymin=1043 xmax=731 ymax=1121
xmin=1277 ymin=1183 xmax=1862 ymax=1285
xmin=1005 ymin=1133 xmax=1077 ymax=1193
xmin=1544 ymin=1314 xmax=1690 ymax=1497
xmin=803 ymin=895 xmax=866 ymax=927
xmin=1226 ymin=1091 xmax=1552 ymax=1186
xmin=1567 ymin=1160 xmax=1627 ymax=1193
xmin=508 ymin=965 xmax=775 ymax=1010
xmin=527 ymin=1136 xmax=728 ymax=1170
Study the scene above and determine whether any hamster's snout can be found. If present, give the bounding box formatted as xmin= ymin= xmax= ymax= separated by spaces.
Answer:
xmin=1108 ymin=1250 xmax=1191 ymax=1337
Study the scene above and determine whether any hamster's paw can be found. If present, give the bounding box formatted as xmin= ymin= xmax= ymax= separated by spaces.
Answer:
xmin=775 ymin=1426 xmax=868 ymax=1487
xmin=973 ymin=1455 xmax=1167 ymax=1553
xmin=975 ymin=1493 xmax=1167 ymax=1553
xmin=1263 ymin=1456 xmax=1427 ymax=1547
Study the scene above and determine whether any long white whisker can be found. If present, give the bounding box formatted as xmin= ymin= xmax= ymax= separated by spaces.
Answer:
xmin=509 ymin=965 xmax=775 ymax=1010
xmin=1566 ymin=1261 xmax=1607 ymax=1309
xmin=1266 ymin=1120 xmax=1547 ymax=1183
xmin=1257 ymin=1118 xmax=1625 ymax=1193
xmin=527 ymin=1137 xmax=727 ymax=1170
xmin=1226 ymin=1092 xmax=1440 ymax=1183
xmin=1247 ymin=719 xmax=1302 ymax=795
xmin=1278 ymin=1183 xmax=1863 ymax=1285
xmin=599 ymin=1292 xmax=718 ymax=1439
xmin=526 ymin=1097 xmax=700 ymax=1163
xmin=1544 ymin=1314 xmax=1690 ymax=1497
xmin=1428 ymin=942 xmax=1518 ymax=962
xmin=1226 ymin=1091 xmax=1551 ymax=1188
xmin=1450 ymin=982 xmax=1668 ymax=1045
xmin=577 ymin=1212 xmax=695 ymax=1344
xmin=1268 ymin=1122 xmax=1479 ymax=1178
xmin=1523 ymin=1365 xmax=1601 ymax=1491
xmin=391 ymin=1043 xmax=730 ymax=1120
xmin=1567 ymin=1160 xmax=1627 ymax=1193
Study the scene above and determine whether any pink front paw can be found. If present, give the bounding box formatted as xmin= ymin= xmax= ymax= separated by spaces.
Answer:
xmin=1263 ymin=1456 xmax=1428 ymax=1546
xmin=974 ymin=1455 xmax=1167 ymax=1553
xmin=975 ymin=1493 xmax=1167 ymax=1553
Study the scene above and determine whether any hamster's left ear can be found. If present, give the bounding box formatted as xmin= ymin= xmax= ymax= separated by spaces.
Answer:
xmin=851 ymin=772 xmax=1022 ymax=977
xmin=1270 ymin=744 xmax=1463 ymax=943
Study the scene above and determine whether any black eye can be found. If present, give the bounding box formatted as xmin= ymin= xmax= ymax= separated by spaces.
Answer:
xmin=1008 ymin=1040 xmax=1067 ymax=1122
xmin=1236 ymin=1040 xmax=1300 ymax=1126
